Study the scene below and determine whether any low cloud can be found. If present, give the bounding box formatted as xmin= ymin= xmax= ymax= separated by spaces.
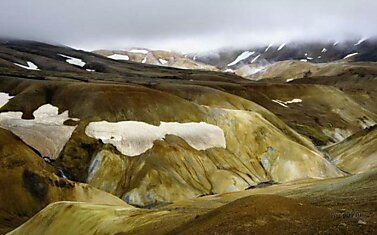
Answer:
xmin=0 ymin=0 xmax=376 ymax=52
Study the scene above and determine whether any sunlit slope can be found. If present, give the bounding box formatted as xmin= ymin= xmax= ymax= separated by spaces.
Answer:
xmin=9 ymin=169 xmax=377 ymax=235
xmin=218 ymin=83 xmax=377 ymax=145
xmin=0 ymin=76 xmax=342 ymax=207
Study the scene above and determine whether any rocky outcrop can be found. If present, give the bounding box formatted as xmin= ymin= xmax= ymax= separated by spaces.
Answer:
xmin=0 ymin=128 xmax=127 ymax=234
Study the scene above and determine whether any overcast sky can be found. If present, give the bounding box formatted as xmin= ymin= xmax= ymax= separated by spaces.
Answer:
xmin=0 ymin=0 xmax=376 ymax=52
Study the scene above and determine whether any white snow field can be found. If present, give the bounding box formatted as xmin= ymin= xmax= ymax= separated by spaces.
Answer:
xmin=85 ymin=121 xmax=226 ymax=157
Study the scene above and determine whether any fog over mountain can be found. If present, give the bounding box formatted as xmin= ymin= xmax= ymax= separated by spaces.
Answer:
xmin=0 ymin=0 xmax=377 ymax=52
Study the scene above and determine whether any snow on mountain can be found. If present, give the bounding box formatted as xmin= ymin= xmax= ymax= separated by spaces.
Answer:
xmin=13 ymin=61 xmax=39 ymax=70
xmin=0 ymin=92 xmax=13 ymax=107
xmin=227 ymin=51 xmax=255 ymax=66
xmin=94 ymin=49 xmax=219 ymax=71
xmin=277 ymin=43 xmax=286 ymax=51
xmin=272 ymin=98 xmax=302 ymax=108
xmin=343 ymin=52 xmax=359 ymax=59
xmin=107 ymin=54 xmax=130 ymax=60
xmin=265 ymin=43 xmax=273 ymax=52
xmin=192 ymin=38 xmax=377 ymax=70
xmin=158 ymin=58 xmax=168 ymax=65
xmin=354 ymin=38 xmax=368 ymax=46
xmin=250 ymin=55 xmax=261 ymax=63
xmin=59 ymin=54 xmax=86 ymax=67
xmin=129 ymin=49 xmax=149 ymax=54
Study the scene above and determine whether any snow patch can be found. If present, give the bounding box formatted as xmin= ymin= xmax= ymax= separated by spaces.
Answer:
xmin=158 ymin=58 xmax=168 ymax=65
xmin=286 ymin=78 xmax=294 ymax=83
xmin=272 ymin=100 xmax=288 ymax=108
xmin=354 ymin=38 xmax=367 ymax=46
xmin=300 ymin=59 xmax=308 ymax=62
xmin=248 ymin=67 xmax=265 ymax=75
xmin=227 ymin=51 xmax=255 ymax=66
xmin=272 ymin=98 xmax=302 ymax=108
xmin=107 ymin=54 xmax=129 ymax=61
xmin=264 ymin=43 xmax=273 ymax=52
xmin=0 ymin=92 xmax=13 ymax=108
xmin=14 ymin=61 xmax=39 ymax=71
xmin=86 ymin=69 xmax=95 ymax=72
xmin=343 ymin=52 xmax=359 ymax=59
xmin=277 ymin=43 xmax=286 ymax=51
xmin=285 ymin=98 xmax=303 ymax=104
xmin=59 ymin=54 xmax=86 ymax=67
xmin=141 ymin=57 xmax=147 ymax=63
xmin=322 ymin=48 xmax=327 ymax=53
xmin=250 ymin=55 xmax=261 ymax=63
xmin=241 ymin=66 xmax=266 ymax=77
xmin=0 ymin=104 xmax=79 ymax=159
xmin=129 ymin=49 xmax=149 ymax=54
xmin=85 ymin=121 xmax=226 ymax=157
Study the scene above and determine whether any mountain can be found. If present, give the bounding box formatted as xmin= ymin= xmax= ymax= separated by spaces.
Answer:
xmin=192 ymin=38 xmax=377 ymax=70
xmin=93 ymin=39 xmax=377 ymax=80
xmin=94 ymin=48 xmax=219 ymax=71
xmin=1 ymin=39 xmax=377 ymax=234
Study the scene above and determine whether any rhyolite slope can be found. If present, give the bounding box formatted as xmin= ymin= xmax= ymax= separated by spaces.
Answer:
xmin=1 ymin=39 xmax=376 ymax=234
